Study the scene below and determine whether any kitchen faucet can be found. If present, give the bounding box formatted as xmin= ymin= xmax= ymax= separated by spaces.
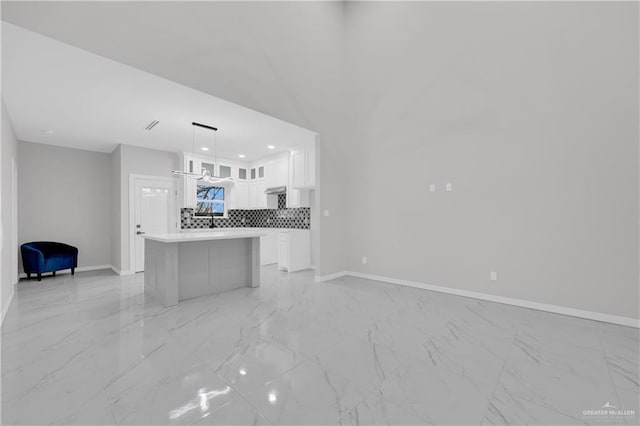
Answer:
xmin=210 ymin=213 xmax=216 ymax=229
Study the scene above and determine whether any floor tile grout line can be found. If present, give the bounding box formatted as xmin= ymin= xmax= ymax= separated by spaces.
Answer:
xmin=87 ymin=347 xmax=120 ymax=426
xmin=474 ymin=328 xmax=519 ymax=425
xmin=258 ymin=315 xmax=403 ymax=400
xmin=204 ymin=365 xmax=276 ymax=426
xmin=594 ymin=322 xmax=628 ymax=426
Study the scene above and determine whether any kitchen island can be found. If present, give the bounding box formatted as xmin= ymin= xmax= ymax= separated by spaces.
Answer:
xmin=142 ymin=230 xmax=265 ymax=306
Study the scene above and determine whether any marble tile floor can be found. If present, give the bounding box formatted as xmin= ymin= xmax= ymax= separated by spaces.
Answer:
xmin=1 ymin=266 xmax=638 ymax=425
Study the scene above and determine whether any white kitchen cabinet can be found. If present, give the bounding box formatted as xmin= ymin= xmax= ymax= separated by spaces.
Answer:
xmin=245 ymin=181 xmax=268 ymax=209
xmin=264 ymin=160 xmax=276 ymax=189
xmin=287 ymin=149 xmax=310 ymax=208
xmin=238 ymin=167 xmax=248 ymax=180
xmin=254 ymin=180 xmax=268 ymax=209
xmin=218 ymin=164 xmax=232 ymax=178
xmin=291 ymin=150 xmax=305 ymax=189
xmin=265 ymin=155 xmax=288 ymax=189
xmin=276 ymin=155 xmax=288 ymax=186
xmin=278 ymin=230 xmax=311 ymax=272
xmin=286 ymin=186 xmax=309 ymax=208
xmin=290 ymin=143 xmax=316 ymax=190
xmin=232 ymin=181 xmax=249 ymax=210
xmin=306 ymin=147 xmax=316 ymax=188
xmin=259 ymin=229 xmax=278 ymax=265
xmin=248 ymin=183 xmax=258 ymax=208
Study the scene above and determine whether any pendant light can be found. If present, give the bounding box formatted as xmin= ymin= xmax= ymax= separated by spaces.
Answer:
xmin=172 ymin=122 xmax=233 ymax=184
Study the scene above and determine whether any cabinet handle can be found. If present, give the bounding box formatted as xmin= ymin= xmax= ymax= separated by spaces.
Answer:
xmin=136 ymin=231 xmax=146 ymax=235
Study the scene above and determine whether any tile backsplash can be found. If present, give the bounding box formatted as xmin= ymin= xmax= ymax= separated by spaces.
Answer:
xmin=181 ymin=206 xmax=310 ymax=230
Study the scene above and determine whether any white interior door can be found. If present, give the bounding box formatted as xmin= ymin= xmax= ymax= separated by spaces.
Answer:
xmin=134 ymin=178 xmax=175 ymax=273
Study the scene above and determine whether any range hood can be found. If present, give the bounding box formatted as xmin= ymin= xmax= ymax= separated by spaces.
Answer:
xmin=264 ymin=186 xmax=286 ymax=194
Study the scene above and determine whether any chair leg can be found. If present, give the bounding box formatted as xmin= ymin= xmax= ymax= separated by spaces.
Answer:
xmin=37 ymin=273 xmax=42 ymax=282
xmin=71 ymin=268 xmax=75 ymax=276
xmin=52 ymin=271 xmax=56 ymax=277
xmin=27 ymin=272 xmax=31 ymax=280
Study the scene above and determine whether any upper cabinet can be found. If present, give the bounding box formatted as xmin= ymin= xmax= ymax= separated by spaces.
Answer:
xmin=238 ymin=167 xmax=247 ymax=180
xmin=290 ymin=142 xmax=316 ymax=189
xmin=265 ymin=155 xmax=288 ymax=189
xmin=179 ymin=144 xmax=314 ymax=211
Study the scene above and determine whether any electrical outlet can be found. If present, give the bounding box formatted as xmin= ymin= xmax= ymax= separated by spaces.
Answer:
xmin=323 ymin=209 xmax=330 ymax=217
xmin=446 ymin=183 xmax=453 ymax=192
xmin=430 ymin=184 xmax=436 ymax=192
xmin=362 ymin=256 xmax=368 ymax=264
xmin=490 ymin=271 xmax=498 ymax=281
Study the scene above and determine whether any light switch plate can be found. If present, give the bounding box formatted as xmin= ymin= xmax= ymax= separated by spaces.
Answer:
xmin=429 ymin=184 xmax=436 ymax=193
xmin=446 ymin=183 xmax=453 ymax=192
xmin=323 ymin=209 xmax=330 ymax=217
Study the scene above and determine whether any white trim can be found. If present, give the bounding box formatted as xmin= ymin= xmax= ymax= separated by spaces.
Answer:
xmin=1 ymin=285 xmax=15 ymax=325
xmin=314 ymin=270 xmax=348 ymax=282
xmin=109 ymin=265 xmax=134 ymax=276
xmin=317 ymin=270 xmax=639 ymax=328
xmin=128 ymin=174 xmax=177 ymax=274
xmin=18 ymin=264 xmax=113 ymax=278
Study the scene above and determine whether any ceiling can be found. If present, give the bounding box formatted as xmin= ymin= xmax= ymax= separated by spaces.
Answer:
xmin=0 ymin=1 xmax=345 ymax=147
xmin=1 ymin=22 xmax=316 ymax=161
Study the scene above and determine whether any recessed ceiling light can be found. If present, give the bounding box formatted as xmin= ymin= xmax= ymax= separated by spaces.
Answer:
xmin=267 ymin=145 xmax=275 ymax=149
xmin=201 ymin=147 xmax=209 ymax=151
xmin=238 ymin=154 xmax=246 ymax=158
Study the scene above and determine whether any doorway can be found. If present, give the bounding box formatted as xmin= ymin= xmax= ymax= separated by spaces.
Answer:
xmin=131 ymin=176 xmax=176 ymax=273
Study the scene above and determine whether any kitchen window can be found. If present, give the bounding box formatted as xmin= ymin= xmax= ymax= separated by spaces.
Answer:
xmin=195 ymin=185 xmax=225 ymax=216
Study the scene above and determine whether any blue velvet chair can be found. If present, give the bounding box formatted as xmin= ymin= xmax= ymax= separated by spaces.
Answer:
xmin=21 ymin=242 xmax=78 ymax=281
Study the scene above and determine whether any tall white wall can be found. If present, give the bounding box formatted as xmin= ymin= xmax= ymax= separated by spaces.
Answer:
xmin=344 ymin=2 xmax=639 ymax=320
xmin=17 ymin=141 xmax=112 ymax=270
xmin=110 ymin=145 xmax=121 ymax=271
xmin=1 ymin=98 xmax=19 ymax=321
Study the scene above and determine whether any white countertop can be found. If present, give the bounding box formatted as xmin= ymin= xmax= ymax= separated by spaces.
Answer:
xmin=143 ymin=230 xmax=267 ymax=243
xmin=180 ymin=227 xmax=309 ymax=233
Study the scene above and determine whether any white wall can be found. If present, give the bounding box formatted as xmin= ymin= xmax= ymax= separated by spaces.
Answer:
xmin=344 ymin=2 xmax=639 ymax=320
xmin=110 ymin=145 xmax=121 ymax=271
xmin=118 ymin=144 xmax=178 ymax=273
xmin=1 ymin=98 xmax=19 ymax=321
xmin=17 ymin=141 xmax=111 ymax=270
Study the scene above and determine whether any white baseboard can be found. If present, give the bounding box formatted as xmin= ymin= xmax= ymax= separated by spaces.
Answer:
xmin=1 ymin=285 xmax=15 ymax=325
xmin=314 ymin=270 xmax=348 ymax=282
xmin=109 ymin=265 xmax=134 ymax=276
xmin=19 ymin=264 xmax=113 ymax=279
xmin=317 ymin=270 xmax=639 ymax=328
